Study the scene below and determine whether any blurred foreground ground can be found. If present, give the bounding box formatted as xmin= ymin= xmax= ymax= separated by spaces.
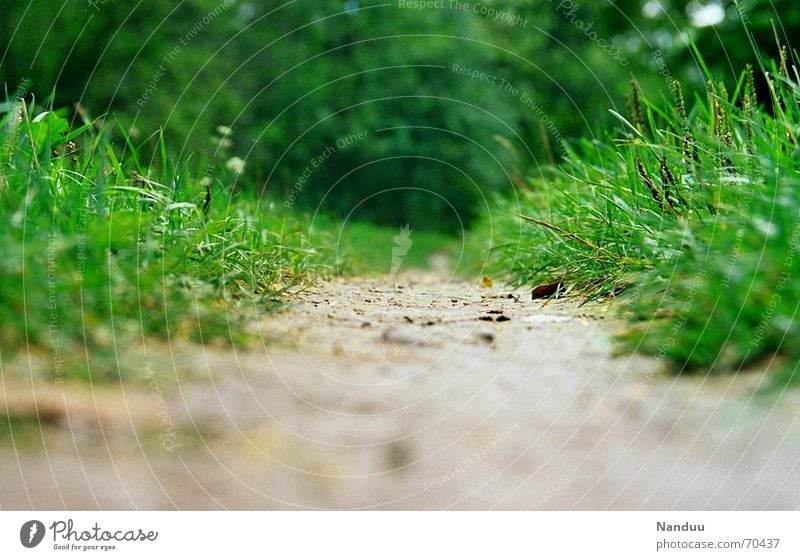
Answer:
xmin=1 ymin=275 xmax=798 ymax=509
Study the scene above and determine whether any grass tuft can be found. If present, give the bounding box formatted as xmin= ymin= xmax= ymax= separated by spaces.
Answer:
xmin=485 ymin=47 xmax=800 ymax=378
xmin=0 ymin=99 xmax=333 ymax=381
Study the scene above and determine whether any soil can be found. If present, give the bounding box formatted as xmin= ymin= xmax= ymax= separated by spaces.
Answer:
xmin=2 ymin=273 xmax=799 ymax=510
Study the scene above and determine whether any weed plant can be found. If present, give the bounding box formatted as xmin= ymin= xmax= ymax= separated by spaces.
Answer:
xmin=488 ymin=43 xmax=800 ymax=380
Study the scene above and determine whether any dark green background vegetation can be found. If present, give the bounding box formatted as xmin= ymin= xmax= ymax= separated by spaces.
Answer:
xmin=3 ymin=0 xmax=797 ymax=231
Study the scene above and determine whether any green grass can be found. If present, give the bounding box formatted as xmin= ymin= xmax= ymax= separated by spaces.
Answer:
xmin=322 ymin=220 xmax=460 ymax=277
xmin=6 ymin=34 xmax=798 ymax=391
xmin=485 ymin=43 xmax=800 ymax=382
xmin=0 ymin=99 xmax=334 ymax=381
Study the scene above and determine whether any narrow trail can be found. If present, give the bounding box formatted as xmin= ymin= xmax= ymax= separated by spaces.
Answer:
xmin=2 ymin=274 xmax=799 ymax=509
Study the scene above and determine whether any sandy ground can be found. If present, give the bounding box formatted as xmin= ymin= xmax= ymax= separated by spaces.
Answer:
xmin=1 ymin=274 xmax=799 ymax=510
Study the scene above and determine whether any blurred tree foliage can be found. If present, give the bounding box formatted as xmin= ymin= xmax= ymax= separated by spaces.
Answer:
xmin=1 ymin=0 xmax=797 ymax=231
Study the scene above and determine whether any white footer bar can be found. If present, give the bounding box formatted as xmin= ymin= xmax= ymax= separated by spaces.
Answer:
xmin=1 ymin=511 xmax=796 ymax=558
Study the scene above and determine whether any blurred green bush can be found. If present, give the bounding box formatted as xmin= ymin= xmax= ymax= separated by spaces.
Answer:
xmin=2 ymin=0 xmax=797 ymax=232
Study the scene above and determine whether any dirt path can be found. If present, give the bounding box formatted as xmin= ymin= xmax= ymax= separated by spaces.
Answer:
xmin=2 ymin=274 xmax=799 ymax=509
